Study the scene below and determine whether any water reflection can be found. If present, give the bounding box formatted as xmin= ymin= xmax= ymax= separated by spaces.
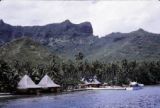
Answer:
xmin=0 ymin=86 xmax=160 ymax=108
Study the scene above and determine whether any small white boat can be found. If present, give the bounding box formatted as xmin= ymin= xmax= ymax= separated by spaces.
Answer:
xmin=126 ymin=82 xmax=144 ymax=90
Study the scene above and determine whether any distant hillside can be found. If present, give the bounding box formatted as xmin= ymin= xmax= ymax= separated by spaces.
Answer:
xmin=0 ymin=19 xmax=160 ymax=62
xmin=87 ymin=29 xmax=160 ymax=62
xmin=0 ymin=38 xmax=54 ymax=65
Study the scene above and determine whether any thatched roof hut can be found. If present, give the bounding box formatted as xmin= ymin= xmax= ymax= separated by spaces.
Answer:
xmin=80 ymin=77 xmax=101 ymax=87
xmin=38 ymin=75 xmax=60 ymax=88
xmin=85 ymin=78 xmax=101 ymax=85
xmin=81 ymin=76 xmax=101 ymax=85
xmin=17 ymin=75 xmax=41 ymax=89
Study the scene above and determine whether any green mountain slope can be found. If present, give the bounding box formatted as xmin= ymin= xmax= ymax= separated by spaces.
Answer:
xmin=0 ymin=38 xmax=54 ymax=65
xmin=87 ymin=29 xmax=160 ymax=62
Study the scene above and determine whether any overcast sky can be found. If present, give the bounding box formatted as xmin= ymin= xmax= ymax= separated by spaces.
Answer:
xmin=0 ymin=0 xmax=160 ymax=37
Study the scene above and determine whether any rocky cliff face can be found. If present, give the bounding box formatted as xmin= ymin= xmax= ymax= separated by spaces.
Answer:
xmin=0 ymin=19 xmax=93 ymax=45
xmin=0 ymin=20 xmax=13 ymax=43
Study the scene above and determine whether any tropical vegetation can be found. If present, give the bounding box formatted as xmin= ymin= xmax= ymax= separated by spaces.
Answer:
xmin=0 ymin=52 xmax=160 ymax=92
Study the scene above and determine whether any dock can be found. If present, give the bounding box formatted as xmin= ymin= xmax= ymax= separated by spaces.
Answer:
xmin=85 ymin=87 xmax=126 ymax=90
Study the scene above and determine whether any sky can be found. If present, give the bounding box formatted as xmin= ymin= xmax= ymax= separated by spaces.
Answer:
xmin=0 ymin=0 xmax=160 ymax=37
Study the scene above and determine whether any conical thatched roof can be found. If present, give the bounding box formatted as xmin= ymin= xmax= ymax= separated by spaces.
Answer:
xmin=87 ymin=78 xmax=101 ymax=85
xmin=17 ymin=75 xmax=41 ymax=89
xmin=82 ymin=77 xmax=101 ymax=85
xmin=38 ymin=75 xmax=60 ymax=88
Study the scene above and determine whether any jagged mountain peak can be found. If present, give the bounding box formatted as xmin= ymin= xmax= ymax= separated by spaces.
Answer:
xmin=62 ymin=19 xmax=72 ymax=24
xmin=132 ymin=28 xmax=149 ymax=34
xmin=137 ymin=28 xmax=145 ymax=32
xmin=61 ymin=20 xmax=93 ymax=34
xmin=0 ymin=19 xmax=5 ymax=25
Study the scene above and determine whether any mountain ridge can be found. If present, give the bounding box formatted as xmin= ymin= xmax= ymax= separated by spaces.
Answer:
xmin=0 ymin=19 xmax=160 ymax=62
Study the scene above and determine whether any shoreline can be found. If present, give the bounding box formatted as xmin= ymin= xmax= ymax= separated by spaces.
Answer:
xmin=0 ymin=85 xmax=159 ymax=100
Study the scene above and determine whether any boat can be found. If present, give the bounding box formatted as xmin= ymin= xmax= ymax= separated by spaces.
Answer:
xmin=126 ymin=82 xmax=144 ymax=90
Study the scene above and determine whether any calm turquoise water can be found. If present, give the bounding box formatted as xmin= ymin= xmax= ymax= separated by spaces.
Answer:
xmin=0 ymin=86 xmax=160 ymax=108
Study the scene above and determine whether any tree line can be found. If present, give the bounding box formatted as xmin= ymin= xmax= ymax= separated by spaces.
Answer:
xmin=0 ymin=52 xmax=160 ymax=92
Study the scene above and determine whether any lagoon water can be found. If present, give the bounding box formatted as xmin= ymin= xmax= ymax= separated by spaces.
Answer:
xmin=0 ymin=86 xmax=160 ymax=108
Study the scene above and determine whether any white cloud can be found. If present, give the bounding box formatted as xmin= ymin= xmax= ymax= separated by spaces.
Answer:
xmin=0 ymin=0 xmax=160 ymax=37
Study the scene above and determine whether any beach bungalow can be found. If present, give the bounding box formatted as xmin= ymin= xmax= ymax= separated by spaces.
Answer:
xmin=78 ymin=78 xmax=88 ymax=89
xmin=80 ymin=77 xmax=101 ymax=88
xmin=17 ymin=75 xmax=41 ymax=94
xmin=86 ymin=78 xmax=101 ymax=87
xmin=38 ymin=75 xmax=61 ymax=93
